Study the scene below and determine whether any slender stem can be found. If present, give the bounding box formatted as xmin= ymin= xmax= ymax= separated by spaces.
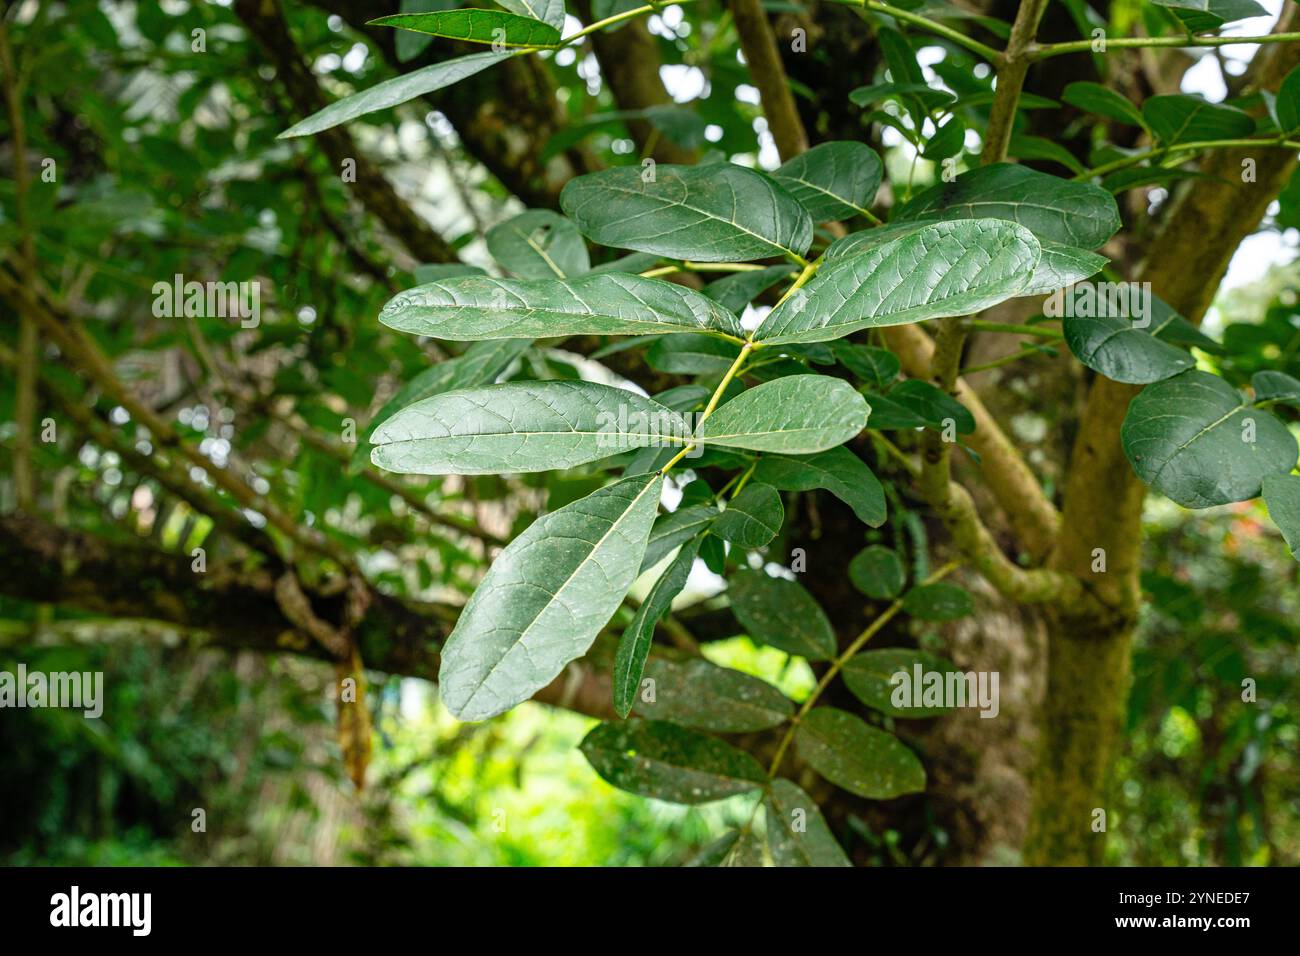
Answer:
xmin=1031 ymin=31 xmax=1300 ymax=61
xmin=967 ymin=320 xmax=1063 ymax=339
xmin=640 ymin=261 xmax=771 ymax=278
xmin=729 ymin=458 xmax=760 ymax=498
xmin=1073 ymin=138 xmax=1300 ymax=181
xmin=962 ymin=344 xmax=1052 ymax=375
xmin=558 ymin=0 xmax=702 ymax=45
xmin=768 ymin=260 xmax=818 ymax=316
xmin=765 ymin=561 xmax=961 ymax=779
xmin=849 ymin=0 xmax=1002 ymax=63
xmin=659 ymin=342 xmax=754 ymax=474
xmin=0 ymin=23 xmax=36 ymax=511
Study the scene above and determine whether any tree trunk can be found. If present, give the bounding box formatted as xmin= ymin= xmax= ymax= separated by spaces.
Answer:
xmin=1025 ymin=613 xmax=1134 ymax=864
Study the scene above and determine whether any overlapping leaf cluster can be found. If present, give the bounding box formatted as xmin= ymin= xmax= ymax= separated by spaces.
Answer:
xmin=280 ymin=0 xmax=1300 ymax=865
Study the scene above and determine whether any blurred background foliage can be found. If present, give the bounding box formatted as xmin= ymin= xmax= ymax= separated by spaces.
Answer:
xmin=1 ymin=0 xmax=1298 ymax=865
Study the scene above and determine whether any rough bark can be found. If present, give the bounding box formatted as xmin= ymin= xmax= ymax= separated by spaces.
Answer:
xmin=1025 ymin=5 xmax=1300 ymax=865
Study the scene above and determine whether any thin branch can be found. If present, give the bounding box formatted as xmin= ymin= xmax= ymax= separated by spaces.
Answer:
xmin=0 ymin=21 xmax=37 ymax=511
xmin=1031 ymin=31 xmax=1300 ymax=61
xmin=0 ymin=268 xmax=357 ymax=573
xmin=728 ymin=0 xmax=809 ymax=161
xmin=1074 ymin=137 xmax=1300 ymax=181
xmin=767 ymin=561 xmax=964 ymax=779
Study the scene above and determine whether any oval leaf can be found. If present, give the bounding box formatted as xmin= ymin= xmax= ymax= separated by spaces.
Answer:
xmin=842 ymin=648 xmax=959 ymax=717
xmin=580 ymin=720 xmax=767 ymax=804
xmin=1254 ymin=370 xmax=1300 ymax=408
xmin=902 ymin=582 xmax=974 ymax=621
xmin=371 ymin=381 xmax=689 ymax=475
xmin=560 ymin=163 xmax=814 ymax=262
xmin=350 ymin=338 xmax=528 ymax=473
xmin=1062 ymin=310 xmax=1195 ymax=385
xmin=794 ymin=707 xmax=926 ymax=799
xmin=439 ymin=473 xmax=663 ymax=720
xmin=765 ymin=779 xmax=852 ymax=867
xmin=895 ymin=162 xmax=1121 ymax=250
xmin=697 ymin=375 xmax=870 ymax=453
xmin=485 ymin=209 xmax=590 ymax=278
xmin=714 ymin=482 xmax=784 ymax=548
xmin=1262 ymin=473 xmax=1300 ymax=559
xmin=634 ymin=657 xmax=794 ymax=732
xmin=1142 ymin=94 xmax=1255 ymax=147
xmin=848 ymin=545 xmax=905 ymax=600
xmin=1121 ymin=370 xmax=1299 ymax=508
xmin=380 ymin=273 xmax=744 ymax=340
xmin=728 ymin=569 xmax=837 ymax=660
xmin=752 ymin=447 xmax=887 ymax=527
xmin=753 ymin=220 xmax=1040 ymax=345
xmin=771 ymin=141 xmax=882 ymax=222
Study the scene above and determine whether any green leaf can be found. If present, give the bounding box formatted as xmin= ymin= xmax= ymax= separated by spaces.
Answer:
xmin=895 ymin=162 xmax=1121 ymax=250
xmin=646 ymin=334 xmax=739 ymax=374
xmin=368 ymin=9 xmax=562 ymax=48
xmin=752 ymin=447 xmax=887 ymax=527
xmin=842 ymin=648 xmax=959 ymax=717
xmin=703 ymin=265 xmax=796 ymax=312
xmin=765 ymin=779 xmax=852 ymax=867
xmin=714 ymin=482 xmax=784 ymax=548
xmin=1278 ymin=65 xmax=1300 ymax=135
xmin=719 ymin=827 xmax=769 ymax=866
xmin=614 ymin=539 xmax=699 ymax=717
xmin=439 ymin=473 xmax=664 ymax=720
xmin=1062 ymin=82 xmax=1146 ymax=129
xmin=641 ymin=503 xmax=717 ymax=571
xmin=697 ymin=375 xmax=869 ymax=454
xmin=728 ymin=569 xmax=837 ymax=660
xmin=1121 ymin=370 xmax=1299 ymax=508
xmin=833 ymin=343 xmax=900 ymax=390
xmin=1062 ymin=302 xmax=1197 ymax=385
xmin=486 ymin=210 xmax=590 ymax=278
xmin=1008 ymin=133 xmax=1085 ymax=175
xmin=497 ymin=0 xmax=566 ymax=28
xmin=279 ymin=50 xmax=511 ymax=138
xmin=1253 ymin=370 xmax=1300 ymax=407
xmin=351 ymin=338 xmax=527 ymax=473
xmin=848 ymin=545 xmax=906 ymax=600
xmin=588 ymin=251 xmax=662 ymax=275
xmin=1262 ymin=473 xmax=1300 ymax=559
xmin=826 ymin=224 xmax=1103 ymax=298
xmin=371 ymin=381 xmax=689 ymax=475
xmin=753 ymin=220 xmax=1040 ymax=345
xmin=771 ymin=142 xmax=883 ymax=222
xmin=1151 ymin=0 xmax=1267 ymax=32
xmin=902 ymin=582 xmax=974 ymax=620
xmin=849 ymin=81 xmax=956 ymax=115
xmin=634 ymin=657 xmax=794 ymax=732
xmin=794 ymin=707 xmax=926 ymax=799
xmin=379 ymin=273 xmax=743 ymax=340
xmin=685 ymin=830 xmax=746 ymax=866
xmin=560 ymin=163 xmax=814 ymax=262
xmin=885 ymin=379 xmax=975 ymax=433
xmin=1022 ymin=240 xmax=1108 ymax=296
xmin=1141 ymin=94 xmax=1255 ymax=147
xmin=394 ymin=0 xmax=456 ymax=63
xmin=579 ymin=720 xmax=767 ymax=804
xmin=923 ymin=116 xmax=967 ymax=161
xmin=412 ymin=262 xmax=487 ymax=283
